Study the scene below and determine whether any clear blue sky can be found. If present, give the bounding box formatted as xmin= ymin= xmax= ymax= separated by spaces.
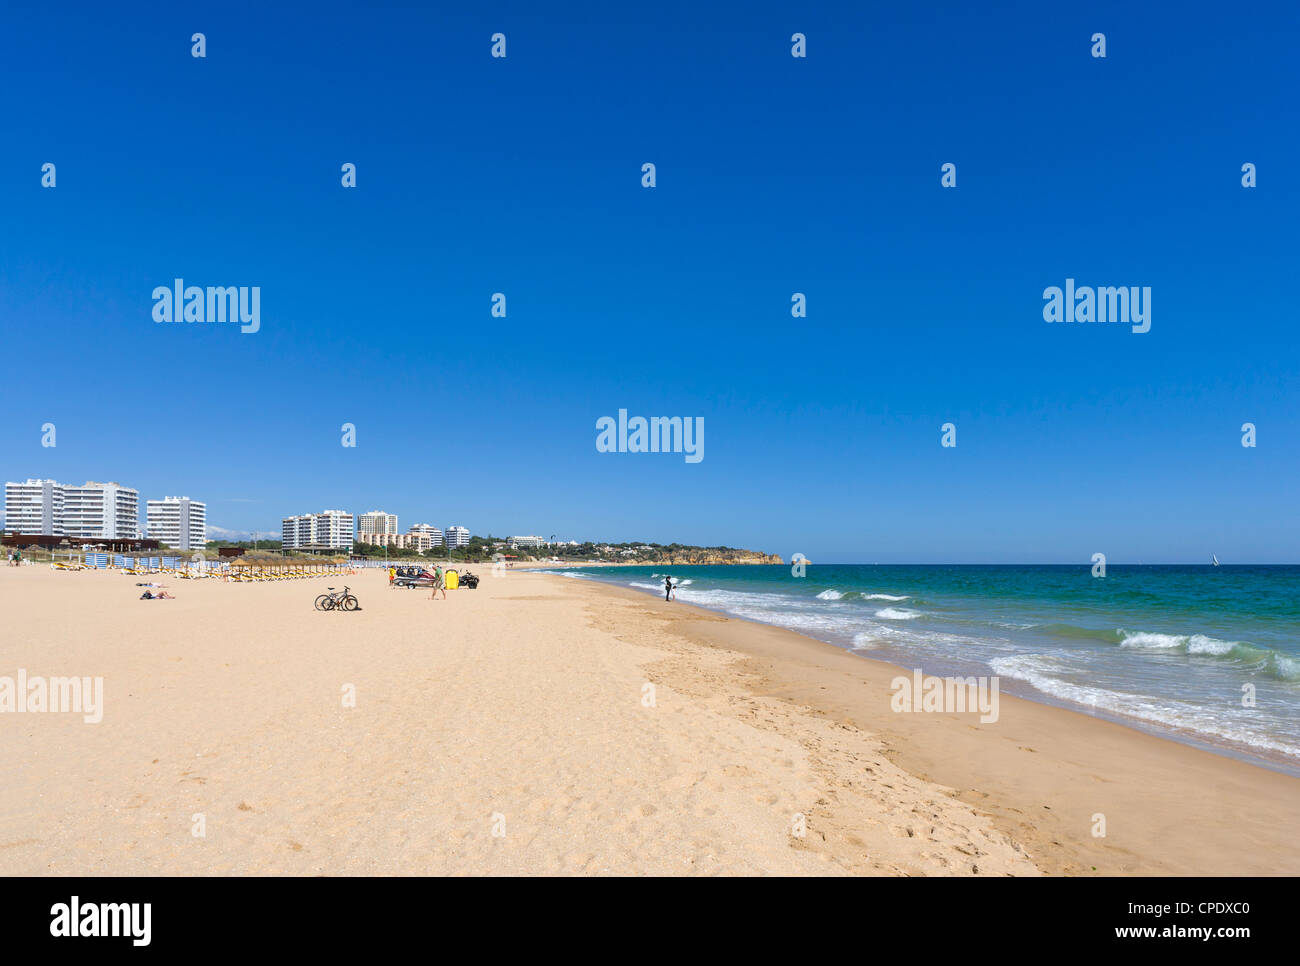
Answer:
xmin=2 ymin=1 xmax=1296 ymax=562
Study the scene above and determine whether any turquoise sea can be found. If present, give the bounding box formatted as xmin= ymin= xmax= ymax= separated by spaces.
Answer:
xmin=542 ymin=564 xmax=1300 ymax=772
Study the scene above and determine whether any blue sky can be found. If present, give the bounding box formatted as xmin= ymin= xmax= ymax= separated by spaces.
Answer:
xmin=2 ymin=0 xmax=1296 ymax=562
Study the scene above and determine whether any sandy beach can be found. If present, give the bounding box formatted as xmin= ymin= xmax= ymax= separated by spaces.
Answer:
xmin=2 ymin=564 xmax=1297 ymax=876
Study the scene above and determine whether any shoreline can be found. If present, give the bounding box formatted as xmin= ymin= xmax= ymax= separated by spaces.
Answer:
xmin=543 ymin=572 xmax=1300 ymax=875
xmin=539 ymin=565 xmax=1300 ymax=778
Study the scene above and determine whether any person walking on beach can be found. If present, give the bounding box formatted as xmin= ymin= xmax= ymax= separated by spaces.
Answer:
xmin=430 ymin=564 xmax=446 ymax=601
xmin=664 ymin=575 xmax=674 ymax=601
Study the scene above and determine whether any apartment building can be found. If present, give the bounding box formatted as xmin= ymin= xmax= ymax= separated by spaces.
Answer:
xmin=3 ymin=479 xmax=64 ymax=535
xmin=408 ymin=524 xmax=444 ymax=547
xmin=146 ymin=496 xmax=208 ymax=551
xmin=4 ymin=479 xmax=140 ymax=540
xmin=62 ymin=481 xmax=141 ymax=540
xmin=355 ymin=529 xmax=441 ymax=552
xmin=357 ymin=510 xmax=398 ymax=538
xmin=282 ymin=511 xmax=355 ymax=551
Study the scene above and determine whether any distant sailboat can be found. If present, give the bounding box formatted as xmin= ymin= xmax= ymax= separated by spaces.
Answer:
xmin=1211 ymin=554 xmax=1220 ymax=567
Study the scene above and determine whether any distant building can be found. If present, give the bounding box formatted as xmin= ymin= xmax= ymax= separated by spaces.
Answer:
xmin=445 ymin=525 xmax=471 ymax=548
xmin=146 ymin=496 xmax=207 ymax=551
xmin=62 ymin=482 xmax=141 ymax=541
xmin=408 ymin=524 xmax=444 ymax=546
xmin=4 ymin=479 xmax=139 ymax=540
xmin=4 ymin=479 xmax=64 ymax=535
xmin=283 ymin=514 xmax=314 ymax=550
xmin=358 ymin=510 xmax=398 ymax=537
xmin=509 ymin=535 xmax=545 ymax=549
xmin=402 ymin=532 xmax=437 ymax=552
xmin=355 ymin=531 xmax=431 ymax=551
xmin=282 ymin=510 xmax=354 ymax=551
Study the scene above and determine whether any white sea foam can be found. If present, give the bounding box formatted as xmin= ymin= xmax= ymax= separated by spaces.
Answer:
xmin=990 ymin=654 xmax=1300 ymax=759
xmin=864 ymin=593 xmax=909 ymax=601
xmin=533 ymin=569 xmax=589 ymax=579
xmin=875 ymin=607 xmax=921 ymax=620
xmin=1119 ymin=630 xmax=1241 ymax=654
xmin=815 ymin=589 xmax=844 ymax=600
xmin=1118 ymin=631 xmax=1187 ymax=649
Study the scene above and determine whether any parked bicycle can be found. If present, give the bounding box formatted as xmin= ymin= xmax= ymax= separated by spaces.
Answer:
xmin=314 ymin=585 xmax=359 ymax=611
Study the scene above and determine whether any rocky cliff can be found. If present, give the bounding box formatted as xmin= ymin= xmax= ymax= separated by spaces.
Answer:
xmin=650 ymin=549 xmax=782 ymax=566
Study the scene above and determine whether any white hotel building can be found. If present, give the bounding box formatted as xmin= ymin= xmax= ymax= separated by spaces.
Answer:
xmin=4 ymin=479 xmax=140 ymax=540
xmin=408 ymin=524 xmax=444 ymax=547
xmin=282 ymin=510 xmax=355 ymax=551
xmin=63 ymin=482 xmax=142 ymax=540
xmin=358 ymin=510 xmax=398 ymax=538
xmin=146 ymin=496 xmax=207 ymax=551
xmin=445 ymin=525 xmax=470 ymax=548
xmin=3 ymin=479 xmax=64 ymax=535
xmin=355 ymin=524 xmax=445 ymax=552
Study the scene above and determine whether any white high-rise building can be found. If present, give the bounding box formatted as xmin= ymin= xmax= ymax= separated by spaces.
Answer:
xmin=62 ymin=482 xmax=141 ymax=541
xmin=3 ymin=479 xmax=64 ymax=535
xmin=282 ymin=515 xmax=314 ymax=550
xmin=282 ymin=511 xmax=355 ymax=551
xmin=358 ymin=510 xmax=398 ymax=537
xmin=146 ymin=496 xmax=207 ymax=550
xmin=408 ymin=524 xmax=444 ymax=547
xmin=4 ymin=478 xmax=145 ymax=541
xmin=316 ymin=510 xmax=354 ymax=549
xmin=445 ymin=525 xmax=470 ymax=548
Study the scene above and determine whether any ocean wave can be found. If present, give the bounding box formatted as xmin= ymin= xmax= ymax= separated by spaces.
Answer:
xmin=813 ymin=589 xmax=911 ymax=603
xmin=1034 ymin=624 xmax=1300 ymax=682
xmin=990 ymin=654 xmax=1300 ymax=759
xmin=1116 ymin=630 xmax=1299 ymax=681
xmin=1119 ymin=631 xmax=1195 ymax=650
xmin=875 ymin=607 xmax=921 ymax=620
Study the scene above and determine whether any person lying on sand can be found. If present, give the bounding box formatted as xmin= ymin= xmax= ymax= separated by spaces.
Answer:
xmin=139 ymin=591 xmax=175 ymax=599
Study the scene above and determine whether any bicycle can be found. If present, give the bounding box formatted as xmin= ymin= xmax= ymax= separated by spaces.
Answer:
xmin=314 ymin=585 xmax=359 ymax=611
